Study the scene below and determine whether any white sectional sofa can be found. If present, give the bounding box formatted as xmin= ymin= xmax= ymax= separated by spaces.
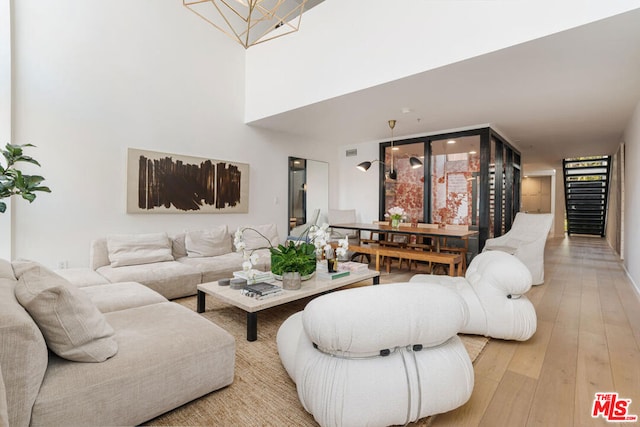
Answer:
xmin=0 ymin=258 xmax=235 ymax=427
xmin=63 ymin=224 xmax=279 ymax=300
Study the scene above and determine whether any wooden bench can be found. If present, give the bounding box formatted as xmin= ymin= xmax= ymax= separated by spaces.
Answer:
xmin=349 ymin=244 xmax=463 ymax=277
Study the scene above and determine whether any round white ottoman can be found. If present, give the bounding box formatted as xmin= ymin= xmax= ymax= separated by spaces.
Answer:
xmin=277 ymin=283 xmax=474 ymax=427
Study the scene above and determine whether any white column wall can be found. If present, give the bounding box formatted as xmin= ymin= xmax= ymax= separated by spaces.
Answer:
xmin=10 ymin=0 xmax=333 ymax=268
xmin=246 ymin=0 xmax=640 ymax=122
xmin=0 ymin=0 xmax=12 ymax=259
xmin=623 ymin=100 xmax=640 ymax=292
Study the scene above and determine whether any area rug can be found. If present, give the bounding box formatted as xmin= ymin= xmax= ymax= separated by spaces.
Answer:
xmin=144 ymin=293 xmax=489 ymax=426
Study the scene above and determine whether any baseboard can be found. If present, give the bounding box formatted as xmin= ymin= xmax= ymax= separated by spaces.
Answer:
xmin=623 ymin=264 xmax=640 ymax=300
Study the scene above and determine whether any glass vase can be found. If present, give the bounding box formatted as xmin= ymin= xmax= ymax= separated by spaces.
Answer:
xmin=391 ymin=218 xmax=400 ymax=229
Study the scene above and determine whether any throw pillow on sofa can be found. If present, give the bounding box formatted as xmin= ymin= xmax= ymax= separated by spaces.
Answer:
xmin=241 ymin=223 xmax=280 ymax=251
xmin=185 ymin=226 xmax=232 ymax=257
xmin=12 ymin=260 xmax=118 ymax=363
xmin=107 ymin=232 xmax=174 ymax=267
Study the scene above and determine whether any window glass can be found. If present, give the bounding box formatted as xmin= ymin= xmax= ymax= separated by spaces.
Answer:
xmin=430 ymin=136 xmax=480 ymax=225
xmin=383 ymin=141 xmax=425 ymax=222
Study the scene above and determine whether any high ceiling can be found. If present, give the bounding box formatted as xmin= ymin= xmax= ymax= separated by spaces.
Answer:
xmin=248 ymin=8 xmax=640 ymax=171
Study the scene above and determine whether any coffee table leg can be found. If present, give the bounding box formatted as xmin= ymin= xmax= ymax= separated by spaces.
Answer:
xmin=197 ymin=290 xmax=206 ymax=313
xmin=373 ymin=276 xmax=380 ymax=285
xmin=247 ymin=312 xmax=258 ymax=342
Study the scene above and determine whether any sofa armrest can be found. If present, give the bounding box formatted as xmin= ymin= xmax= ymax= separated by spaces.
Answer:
xmin=89 ymin=238 xmax=111 ymax=270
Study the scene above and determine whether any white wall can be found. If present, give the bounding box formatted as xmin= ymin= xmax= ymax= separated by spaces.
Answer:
xmin=336 ymin=142 xmax=377 ymax=223
xmin=246 ymin=0 xmax=640 ymax=122
xmin=9 ymin=0 xmax=334 ymax=268
xmin=623 ymin=100 xmax=640 ymax=291
xmin=0 ymin=0 xmax=12 ymax=259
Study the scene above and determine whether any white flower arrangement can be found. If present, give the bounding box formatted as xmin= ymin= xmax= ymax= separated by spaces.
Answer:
xmin=336 ymin=237 xmax=349 ymax=259
xmin=308 ymin=223 xmax=331 ymax=257
xmin=234 ymin=227 xmax=265 ymax=278
xmin=385 ymin=206 xmax=406 ymax=221
xmin=233 ymin=223 xmax=351 ymax=279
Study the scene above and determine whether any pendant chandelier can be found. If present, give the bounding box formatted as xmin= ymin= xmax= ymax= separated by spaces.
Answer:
xmin=357 ymin=120 xmax=423 ymax=179
xmin=183 ymin=0 xmax=308 ymax=49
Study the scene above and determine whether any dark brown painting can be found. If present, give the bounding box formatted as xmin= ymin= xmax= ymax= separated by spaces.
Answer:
xmin=127 ymin=148 xmax=249 ymax=214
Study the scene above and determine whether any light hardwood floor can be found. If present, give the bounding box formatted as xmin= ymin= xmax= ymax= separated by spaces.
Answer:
xmin=383 ymin=236 xmax=640 ymax=427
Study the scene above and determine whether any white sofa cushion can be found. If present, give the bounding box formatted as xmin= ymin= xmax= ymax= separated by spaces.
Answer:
xmin=106 ymin=233 xmax=174 ymax=268
xmin=96 ymin=261 xmax=201 ymax=300
xmin=80 ymin=282 xmax=167 ymax=313
xmin=12 ymin=260 xmax=118 ymax=363
xmin=185 ymin=226 xmax=232 ymax=257
xmin=241 ymin=224 xmax=280 ymax=251
xmin=30 ymin=302 xmax=235 ymax=427
xmin=1 ymin=259 xmax=48 ymax=427
xmin=302 ymin=282 xmax=468 ymax=355
xmin=54 ymin=267 xmax=110 ymax=287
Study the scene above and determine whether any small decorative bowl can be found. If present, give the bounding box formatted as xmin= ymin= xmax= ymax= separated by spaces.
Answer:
xmin=230 ymin=278 xmax=247 ymax=290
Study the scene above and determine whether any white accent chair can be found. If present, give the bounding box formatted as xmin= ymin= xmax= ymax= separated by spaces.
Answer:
xmin=287 ymin=208 xmax=320 ymax=241
xmin=482 ymin=212 xmax=553 ymax=285
xmin=327 ymin=209 xmax=357 ymax=241
xmin=410 ymin=250 xmax=537 ymax=341
xmin=277 ymin=284 xmax=474 ymax=427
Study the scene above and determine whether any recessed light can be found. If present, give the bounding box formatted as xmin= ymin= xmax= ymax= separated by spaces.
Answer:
xmin=392 ymin=147 xmax=399 ymax=151
xmin=469 ymin=150 xmax=477 ymax=154
xmin=447 ymin=140 xmax=456 ymax=144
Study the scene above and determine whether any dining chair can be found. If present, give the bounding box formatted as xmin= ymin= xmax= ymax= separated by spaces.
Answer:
xmin=440 ymin=224 xmax=470 ymax=273
xmin=405 ymin=223 xmax=439 ymax=270
xmin=327 ymin=209 xmax=358 ymax=241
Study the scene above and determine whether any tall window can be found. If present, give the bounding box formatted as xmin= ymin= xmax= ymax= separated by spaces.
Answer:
xmin=378 ymin=126 xmax=521 ymax=252
xmin=430 ymin=135 xmax=481 ymax=225
xmin=382 ymin=141 xmax=425 ymax=222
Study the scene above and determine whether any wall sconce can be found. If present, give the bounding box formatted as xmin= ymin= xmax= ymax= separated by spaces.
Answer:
xmin=410 ymin=156 xmax=423 ymax=168
xmin=356 ymin=120 xmax=398 ymax=179
xmin=356 ymin=160 xmax=383 ymax=172
xmin=357 ymin=120 xmax=423 ymax=177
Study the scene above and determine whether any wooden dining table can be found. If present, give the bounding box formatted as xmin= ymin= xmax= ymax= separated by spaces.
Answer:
xmin=329 ymin=222 xmax=478 ymax=252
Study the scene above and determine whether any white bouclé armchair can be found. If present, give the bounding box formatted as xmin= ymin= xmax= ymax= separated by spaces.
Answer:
xmin=277 ymin=283 xmax=474 ymax=427
xmin=410 ymin=250 xmax=537 ymax=341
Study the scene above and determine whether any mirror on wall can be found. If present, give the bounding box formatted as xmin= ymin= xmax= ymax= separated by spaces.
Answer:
xmin=288 ymin=157 xmax=329 ymax=233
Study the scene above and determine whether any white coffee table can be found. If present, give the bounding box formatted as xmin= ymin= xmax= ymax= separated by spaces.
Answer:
xmin=197 ymin=270 xmax=380 ymax=341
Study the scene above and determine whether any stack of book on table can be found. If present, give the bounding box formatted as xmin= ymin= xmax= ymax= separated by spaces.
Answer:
xmin=337 ymin=261 xmax=370 ymax=273
xmin=233 ymin=269 xmax=274 ymax=285
xmin=240 ymin=282 xmax=284 ymax=300
xmin=316 ymin=262 xmax=350 ymax=280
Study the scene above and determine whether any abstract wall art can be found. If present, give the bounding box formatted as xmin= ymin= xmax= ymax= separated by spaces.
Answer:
xmin=126 ymin=148 xmax=249 ymax=214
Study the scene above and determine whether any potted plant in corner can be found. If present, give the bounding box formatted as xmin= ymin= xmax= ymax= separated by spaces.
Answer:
xmin=0 ymin=143 xmax=51 ymax=213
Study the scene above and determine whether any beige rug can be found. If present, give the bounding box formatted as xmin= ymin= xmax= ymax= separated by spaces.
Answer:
xmin=144 ymin=288 xmax=489 ymax=426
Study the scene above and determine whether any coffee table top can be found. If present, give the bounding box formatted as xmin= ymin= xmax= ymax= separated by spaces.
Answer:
xmin=197 ymin=269 xmax=380 ymax=313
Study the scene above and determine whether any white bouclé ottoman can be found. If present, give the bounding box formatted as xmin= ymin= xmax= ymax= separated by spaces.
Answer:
xmin=277 ymin=283 xmax=474 ymax=427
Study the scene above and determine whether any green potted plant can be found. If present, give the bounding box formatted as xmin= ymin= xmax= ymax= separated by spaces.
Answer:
xmin=269 ymin=239 xmax=317 ymax=278
xmin=234 ymin=225 xmax=330 ymax=287
xmin=0 ymin=143 xmax=51 ymax=213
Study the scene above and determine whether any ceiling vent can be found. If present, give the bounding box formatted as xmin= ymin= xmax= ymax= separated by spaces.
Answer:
xmin=345 ymin=149 xmax=357 ymax=157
